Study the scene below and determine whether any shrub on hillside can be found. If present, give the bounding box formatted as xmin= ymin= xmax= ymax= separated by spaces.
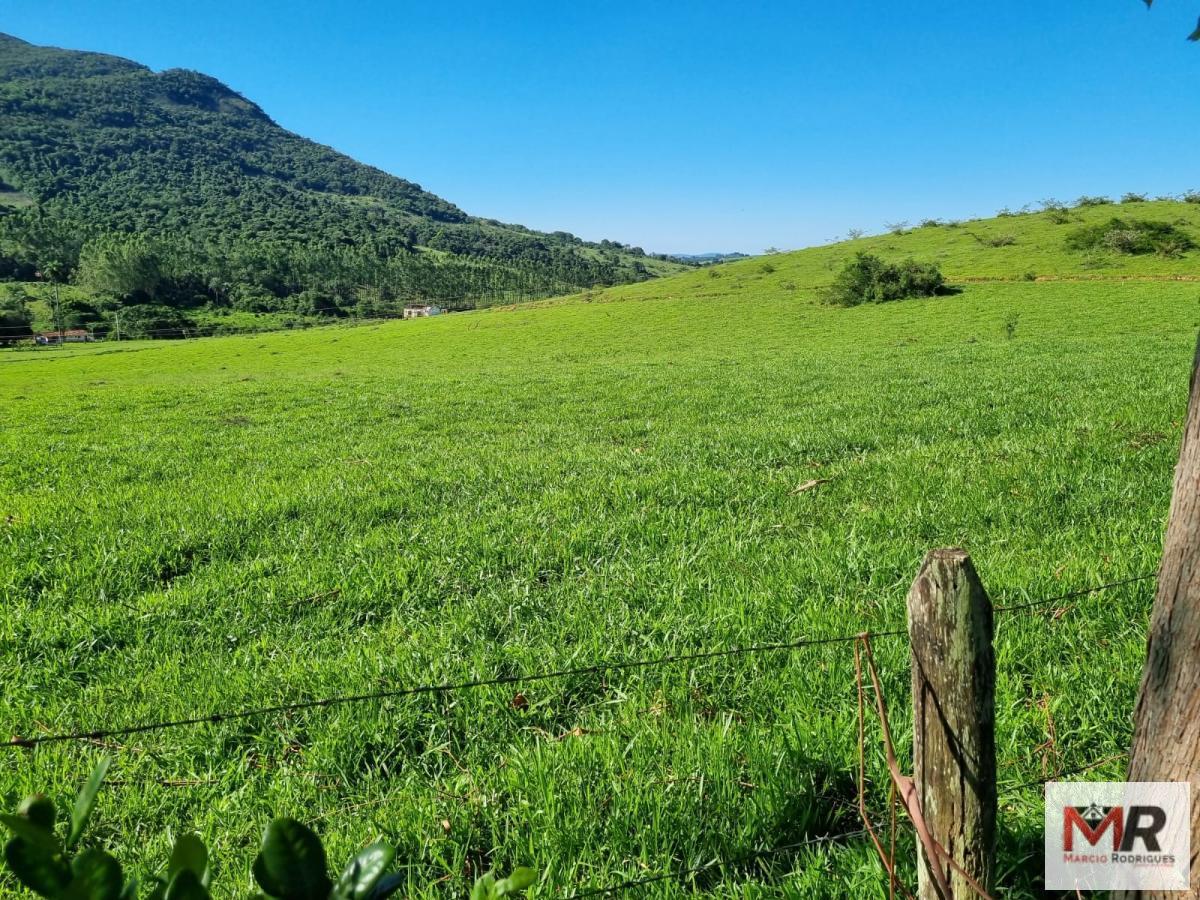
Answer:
xmin=1075 ymin=195 xmax=1113 ymax=207
xmin=1064 ymin=218 xmax=1196 ymax=257
xmin=1041 ymin=201 xmax=1073 ymax=224
xmin=1184 ymin=190 xmax=1200 ymax=204
xmin=825 ymin=252 xmax=946 ymax=307
xmin=966 ymin=231 xmax=1016 ymax=248
xmin=1121 ymin=192 xmax=1148 ymax=204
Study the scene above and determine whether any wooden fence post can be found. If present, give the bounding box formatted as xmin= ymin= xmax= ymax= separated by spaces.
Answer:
xmin=1120 ymin=335 xmax=1200 ymax=899
xmin=907 ymin=548 xmax=996 ymax=899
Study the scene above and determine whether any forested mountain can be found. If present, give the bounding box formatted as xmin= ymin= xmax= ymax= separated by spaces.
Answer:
xmin=0 ymin=32 xmax=682 ymax=331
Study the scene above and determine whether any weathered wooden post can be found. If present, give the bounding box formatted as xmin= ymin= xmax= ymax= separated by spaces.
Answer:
xmin=907 ymin=548 xmax=997 ymax=899
xmin=1120 ymin=336 xmax=1200 ymax=899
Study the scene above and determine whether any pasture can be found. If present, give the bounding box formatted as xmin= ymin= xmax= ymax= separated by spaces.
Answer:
xmin=2 ymin=241 xmax=1198 ymax=895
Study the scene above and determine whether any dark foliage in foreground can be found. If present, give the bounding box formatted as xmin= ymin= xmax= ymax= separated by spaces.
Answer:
xmin=1 ymin=759 xmax=536 ymax=900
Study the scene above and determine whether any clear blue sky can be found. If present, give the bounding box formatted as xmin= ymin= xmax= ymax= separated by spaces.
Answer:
xmin=3 ymin=1 xmax=1198 ymax=253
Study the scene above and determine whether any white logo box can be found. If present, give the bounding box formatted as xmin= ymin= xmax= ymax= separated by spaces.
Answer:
xmin=1045 ymin=781 xmax=1190 ymax=891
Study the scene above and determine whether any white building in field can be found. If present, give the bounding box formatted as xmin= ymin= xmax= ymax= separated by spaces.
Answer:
xmin=36 ymin=329 xmax=93 ymax=344
xmin=403 ymin=305 xmax=443 ymax=319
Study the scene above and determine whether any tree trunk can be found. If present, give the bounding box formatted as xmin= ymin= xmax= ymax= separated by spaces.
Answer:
xmin=1122 ymin=335 xmax=1200 ymax=898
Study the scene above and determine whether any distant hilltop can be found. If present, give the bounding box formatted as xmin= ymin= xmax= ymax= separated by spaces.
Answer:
xmin=669 ymin=252 xmax=751 ymax=265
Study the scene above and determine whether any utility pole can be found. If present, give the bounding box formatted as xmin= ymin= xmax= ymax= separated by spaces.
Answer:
xmin=52 ymin=280 xmax=63 ymax=350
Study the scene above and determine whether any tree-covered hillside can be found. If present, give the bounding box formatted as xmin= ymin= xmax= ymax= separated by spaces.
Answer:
xmin=0 ymin=33 xmax=682 ymax=328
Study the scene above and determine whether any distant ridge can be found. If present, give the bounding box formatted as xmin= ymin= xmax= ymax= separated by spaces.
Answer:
xmin=0 ymin=33 xmax=682 ymax=311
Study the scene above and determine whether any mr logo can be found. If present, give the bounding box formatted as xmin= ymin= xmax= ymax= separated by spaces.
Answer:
xmin=1045 ymin=782 xmax=1189 ymax=891
xmin=1062 ymin=803 xmax=1167 ymax=852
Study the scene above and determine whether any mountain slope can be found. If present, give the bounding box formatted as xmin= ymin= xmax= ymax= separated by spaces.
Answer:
xmin=0 ymin=32 xmax=681 ymax=311
xmin=531 ymin=197 xmax=1200 ymax=316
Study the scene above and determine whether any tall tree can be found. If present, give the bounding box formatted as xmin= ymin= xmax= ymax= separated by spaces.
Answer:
xmin=1118 ymin=341 xmax=1200 ymax=898
xmin=1143 ymin=0 xmax=1200 ymax=39
xmin=1120 ymin=12 xmax=1199 ymax=898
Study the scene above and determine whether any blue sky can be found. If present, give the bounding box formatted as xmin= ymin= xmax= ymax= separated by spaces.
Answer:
xmin=3 ymin=1 xmax=1198 ymax=253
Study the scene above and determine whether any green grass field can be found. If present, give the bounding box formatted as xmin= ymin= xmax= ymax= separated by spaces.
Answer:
xmin=3 ymin=203 xmax=1200 ymax=897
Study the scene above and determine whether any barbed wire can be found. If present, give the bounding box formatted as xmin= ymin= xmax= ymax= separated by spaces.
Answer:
xmin=0 ymin=309 xmax=440 ymax=343
xmin=5 ymin=629 xmax=905 ymax=749
xmin=6 ymin=572 xmax=1156 ymax=750
xmin=0 ymin=297 xmax=558 ymax=346
xmin=2 ymin=572 xmax=1158 ymax=900
xmin=993 ymin=573 xmax=1156 ymax=614
xmin=999 ymin=752 xmax=1130 ymax=794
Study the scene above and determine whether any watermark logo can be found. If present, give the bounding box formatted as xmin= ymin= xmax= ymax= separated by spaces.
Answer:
xmin=1045 ymin=782 xmax=1190 ymax=891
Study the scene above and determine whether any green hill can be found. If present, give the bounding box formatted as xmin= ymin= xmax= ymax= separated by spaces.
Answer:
xmin=0 ymin=32 xmax=682 ymax=318
xmin=3 ymin=201 xmax=1198 ymax=896
xmin=547 ymin=196 xmax=1200 ymax=312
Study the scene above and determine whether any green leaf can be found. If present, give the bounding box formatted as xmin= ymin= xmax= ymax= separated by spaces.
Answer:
xmin=64 ymin=847 xmax=124 ymax=900
xmin=168 ymin=833 xmax=209 ymax=887
xmin=164 ymin=869 xmax=211 ymax=900
xmin=18 ymin=795 xmax=58 ymax=832
xmin=4 ymin=837 xmax=71 ymax=898
xmin=470 ymin=872 xmax=496 ymax=900
xmin=252 ymin=853 xmax=283 ymax=897
xmin=331 ymin=842 xmax=394 ymax=900
xmin=0 ymin=813 xmax=61 ymax=852
xmin=495 ymin=868 xmax=537 ymax=896
xmin=144 ymin=876 xmax=168 ymax=900
xmin=68 ymin=757 xmax=112 ymax=850
xmin=365 ymin=872 xmax=405 ymax=900
xmin=1189 ymin=16 xmax=1200 ymax=40
xmin=257 ymin=819 xmax=330 ymax=900
xmin=120 ymin=877 xmax=138 ymax=900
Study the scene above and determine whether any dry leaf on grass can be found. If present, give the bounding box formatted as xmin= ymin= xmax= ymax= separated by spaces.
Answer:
xmin=791 ymin=477 xmax=831 ymax=494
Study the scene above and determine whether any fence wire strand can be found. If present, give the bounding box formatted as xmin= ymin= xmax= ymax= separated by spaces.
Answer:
xmin=2 ymin=572 xmax=1160 ymax=899
xmin=5 ymin=629 xmax=906 ymax=749
xmin=7 ymin=572 xmax=1156 ymax=750
xmin=993 ymin=573 xmax=1156 ymax=614
xmin=1000 ymin=752 xmax=1130 ymax=793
